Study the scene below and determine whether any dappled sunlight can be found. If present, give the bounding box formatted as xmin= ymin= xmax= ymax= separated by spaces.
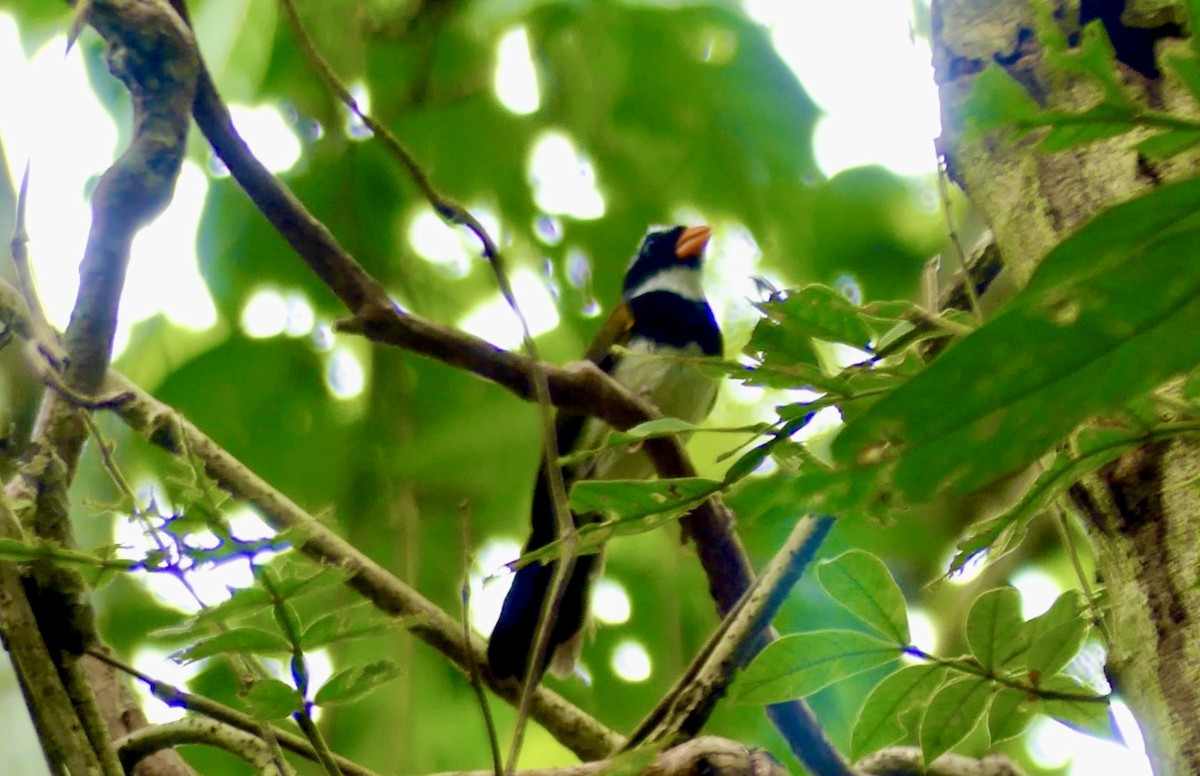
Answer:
xmin=611 ymin=639 xmax=652 ymax=683
xmin=901 ymin=608 xmax=937 ymax=664
xmin=592 ymin=578 xmax=631 ymax=625
xmin=229 ymin=104 xmax=302 ymax=173
xmin=0 ymin=16 xmax=118 ymax=329
xmin=241 ymin=287 xmax=289 ymax=338
xmin=326 ymin=345 xmax=367 ymax=400
xmin=528 ymin=130 xmax=606 ymax=220
xmin=344 ymin=80 xmax=373 ymax=140
xmin=458 ymin=269 xmax=561 ymax=350
xmin=495 ymin=26 xmax=540 ymax=115
xmin=113 ymin=498 xmax=281 ymax=615
xmin=1010 ymin=568 xmax=1062 ymax=620
xmin=744 ymin=0 xmax=940 ymax=177
xmin=470 ymin=537 xmax=523 ymax=635
xmin=1026 ymin=702 xmax=1152 ymax=776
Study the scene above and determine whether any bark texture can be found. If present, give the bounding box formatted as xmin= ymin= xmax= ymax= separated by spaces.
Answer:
xmin=932 ymin=1 xmax=1200 ymax=773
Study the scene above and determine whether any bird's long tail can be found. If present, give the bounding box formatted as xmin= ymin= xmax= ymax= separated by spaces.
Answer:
xmin=487 ymin=548 xmax=598 ymax=680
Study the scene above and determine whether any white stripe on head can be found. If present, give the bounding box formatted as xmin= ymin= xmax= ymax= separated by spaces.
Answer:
xmin=625 ymin=264 xmax=706 ymax=302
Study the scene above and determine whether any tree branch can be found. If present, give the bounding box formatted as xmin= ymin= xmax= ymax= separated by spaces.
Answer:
xmin=627 ymin=516 xmax=835 ymax=748
xmin=158 ymin=1 xmax=837 ymax=767
xmin=115 ymin=718 xmax=297 ymax=775
xmin=429 ymin=737 xmax=788 ymax=776
xmin=10 ymin=1 xmax=199 ymax=773
xmin=855 ymin=747 xmax=1028 ymax=776
xmin=0 ymin=276 xmax=621 ymax=760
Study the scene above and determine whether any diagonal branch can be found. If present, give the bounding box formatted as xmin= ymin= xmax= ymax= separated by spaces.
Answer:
xmin=11 ymin=1 xmax=199 ymax=774
xmin=626 ymin=515 xmax=836 ymax=748
xmin=161 ymin=1 xmax=841 ymax=768
xmin=0 ymin=278 xmax=620 ymax=761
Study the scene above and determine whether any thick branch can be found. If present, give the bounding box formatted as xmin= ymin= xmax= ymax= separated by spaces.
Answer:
xmin=430 ymin=737 xmax=787 ymax=776
xmin=0 ymin=278 xmax=619 ymax=760
xmin=115 ymin=718 xmax=296 ymax=775
xmin=855 ymin=747 xmax=1027 ymax=776
xmin=157 ymin=1 xmax=835 ymax=765
xmin=9 ymin=1 xmax=198 ymax=774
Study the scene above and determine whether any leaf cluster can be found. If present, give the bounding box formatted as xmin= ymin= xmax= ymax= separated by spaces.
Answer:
xmin=732 ymin=551 xmax=1112 ymax=766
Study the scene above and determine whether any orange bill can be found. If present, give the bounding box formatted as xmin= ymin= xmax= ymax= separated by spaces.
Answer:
xmin=675 ymin=225 xmax=712 ymax=259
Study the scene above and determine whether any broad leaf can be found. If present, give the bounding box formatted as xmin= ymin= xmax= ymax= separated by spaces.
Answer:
xmin=920 ymin=676 xmax=992 ymax=764
xmin=966 ymin=587 xmax=1028 ymax=670
xmin=517 ymin=478 xmax=722 ymax=567
xmin=851 ymin=663 xmax=948 ymax=759
xmin=962 ymin=64 xmax=1041 ymax=134
xmin=988 ymin=688 xmax=1033 ymax=745
xmin=174 ymin=628 xmax=291 ymax=663
xmin=758 ymin=285 xmax=873 ymax=348
xmin=314 ymin=660 xmax=401 ymax=706
xmin=301 ymin=603 xmax=414 ymax=649
xmin=241 ymin=678 xmax=303 ymax=720
xmin=1136 ymin=129 xmax=1200 ymax=160
xmin=816 ymin=550 xmax=910 ymax=645
xmin=833 ymin=178 xmax=1200 ymax=501
xmin=1026 ymin=618 xmax=1090 ymax=678
xmin=948 ymin=426 xmax=1148 ymax=576
xmin=732 ymin=629 xmax=900 ymax=705
xmin=1035 ymin=675 xmax=1117 ymax=742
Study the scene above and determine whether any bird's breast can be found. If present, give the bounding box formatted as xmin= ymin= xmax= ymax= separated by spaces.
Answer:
xmin=583 ymin=339 xmax=717 ymax=481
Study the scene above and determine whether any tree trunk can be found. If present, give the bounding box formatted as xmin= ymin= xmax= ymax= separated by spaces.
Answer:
xmin=932 ymin=1 xmax=1200 ymax=773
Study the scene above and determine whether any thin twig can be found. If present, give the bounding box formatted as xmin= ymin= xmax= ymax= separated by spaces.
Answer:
xmin=460 ymin=505 xmax=503 ymax=776
xmin=164 ymin=0 xmax=843 ymax=764
xmin=88 ymin=647 xmax=384 ymax=776
xmin=115 ymin=717 xmax=297 ymax=775
xmin=626 ymin=516 xmax=836 ymax=749
xmin=1053 ymin=502 xmax=1111 ymax=648
xmin=273 ymin=3 xmax=582 ymax=768
xmin=9 ymin=164 xmax=63 ymax=362
xmin=936 ymin=150 xmax=982 ymax=323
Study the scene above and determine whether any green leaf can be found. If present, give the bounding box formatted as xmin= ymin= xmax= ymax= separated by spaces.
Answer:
xmin=962 ymin=64 xmax=1042 ymax=135
xmin=1136 ymin=129 xmax=1200 ymax=160
xmin=1034 ymin=675 xmax=1117 ymax=742
xmin=1026 ymin=590 xmax=1086 ymax=638
xmin=1070 ymin=22 xmax=1131 ymax=108
xmin=966 ymin=587 xmax=1029 ymax=670
xmin=1038 ymin=111 xmax=1135 ymax=152
xmin=758 ymin=285 xmax=873 ymax=347
xmin=174 ymin=628 xmax=291 ymax=663
xmin=1168 ymin=52 xmax=1200 ymax=101
xmin=301 ymin=603 xmax=413 ymax=649
xmin=0 ymin=538 xmax=137 ymax=576
xmin=832 ymin=178 xmax=1200 ymax=501
xmin=569 ymin=477 xmax=721 ymax=520
xmin=948 ymin=427 xmax=1147 ymax=576
xmin=816 ymin=551 xmax=910 ymax=644
xmin=920 ymin=676 xmax=993 ymax=764
xmin=517 ymin=478 xmax=722 ymax=567
xmin=314 ymin=660 xmax=401 ymax=706
xmin=746 ymin=315 xmax=822 ymax=368
xmin=1026 ymin=617 xmax=1090 ymax=678
xmin=988 ymin=687 xmax=1033 ymax=745
xmin=851 ymin=664 xmax=948 ymax=759
xmin=1184 ymin=363 xmax=1200 ymax=402
xmin=717 ymin=357 xmax=853 ymax=393
xmin=240 ymin=678 xmax=303 ymax=720
xmin=732 ymin=630 xmax=901 ymax=705
xmin=1190 ymin=3 xmax=1200 ymax=55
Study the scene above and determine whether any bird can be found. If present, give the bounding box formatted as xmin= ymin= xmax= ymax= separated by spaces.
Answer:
xmin=487 ymin=224 xmax=723 ymax=681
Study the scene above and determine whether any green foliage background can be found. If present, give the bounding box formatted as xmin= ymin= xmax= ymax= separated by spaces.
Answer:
xmin=0 ymin=1 xmax=1075 ymax=774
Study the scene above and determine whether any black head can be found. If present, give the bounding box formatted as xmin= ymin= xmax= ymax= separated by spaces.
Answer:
xmin=621 ymin=225 xmax=711 ymax=299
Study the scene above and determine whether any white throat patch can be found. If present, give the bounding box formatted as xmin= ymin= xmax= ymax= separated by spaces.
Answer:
xmin=627 ymin=265 xmax=706 ymax=302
